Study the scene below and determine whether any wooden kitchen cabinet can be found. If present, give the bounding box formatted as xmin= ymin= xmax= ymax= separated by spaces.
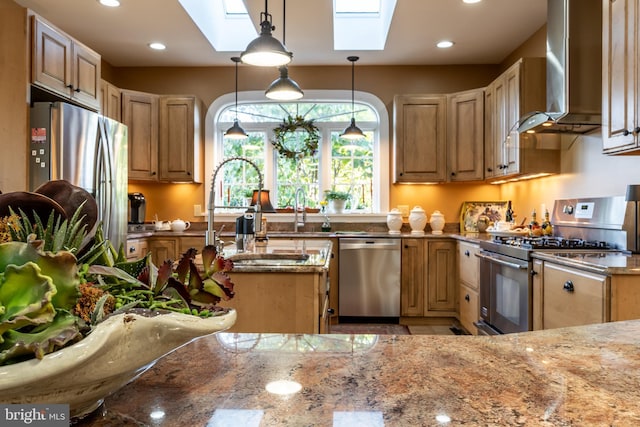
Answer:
xmin=401 ymin=239 xmax=426 ymax=316
xmin=484 ymin=58 xmax=559 ymax=180
xmin=123 ymin=90 xmax=203 ymax=183
xmin=122 ymin=89 xmax=159 ymax=181
xmin=393 ymin=95 xmax=447 ymax=183
xmin=542 ymin=262 xmax=609 ymax=329
xmin=457 ymin=241 xmax=480 ymax=334
xmin=218 ymin=269 xmax=328 ymax=334
xmin=401 ymin=239 xmax=457 ymax=318
xmin=125 ymin=238 xmax=149 ymax=261
xmin=426 ymin=240 xmax=457 ymax=315
xmin=158 ymin=95 xmax=203 ymax=182
xmin=148 ymin=238 xmax=177 ymax=265
xmin=602 ymin=0 xmax=640 ymax=154
xmin=31 ymin=15 xmax=101 ymax=111
xmin=447 ymin=89 xmax=485 ymax=182
xmin=100 ymin=79 xmax=121 ymax=121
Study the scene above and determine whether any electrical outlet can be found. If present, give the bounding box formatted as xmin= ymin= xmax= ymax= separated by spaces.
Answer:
xmin=193 ymin=204 xmax=202 ymax=216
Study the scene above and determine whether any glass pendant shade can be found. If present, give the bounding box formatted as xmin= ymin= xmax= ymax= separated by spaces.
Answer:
xmin=241 ymin=14 xmax=292 ymax=67
xmin=225 ymin=119 xmax=248 ymax=139
xmin=340 ymin=118 xmax=366 ymax=140
xmin=265 ymin=66 xmax=303 ymax=100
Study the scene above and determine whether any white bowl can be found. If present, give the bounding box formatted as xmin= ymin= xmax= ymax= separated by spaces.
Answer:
xmin=0 ymin=309 xmax=236 ymax=418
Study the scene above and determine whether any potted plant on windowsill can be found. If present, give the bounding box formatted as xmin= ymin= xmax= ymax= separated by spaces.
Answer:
xmin=324 ymin=190 xmax=350 ymax=214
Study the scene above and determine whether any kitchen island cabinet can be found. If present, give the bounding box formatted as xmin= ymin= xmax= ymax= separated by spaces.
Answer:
xmin=75 ymin=320 xmax=640 ymax=426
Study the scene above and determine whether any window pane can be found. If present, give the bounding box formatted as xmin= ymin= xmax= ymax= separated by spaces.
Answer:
xmin=330 ymin=131 xmax=374 ymax=211
xmin=276 ymin=155 xmax=320 ymax=209
xmin=220 ymin=132 xmax=265 ymax=207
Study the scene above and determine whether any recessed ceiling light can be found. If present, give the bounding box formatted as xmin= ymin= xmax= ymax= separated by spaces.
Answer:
xmin=463 ymin=0 xmax=482 ymax=4
xmin=437 ymin=40 xmax=454 ymax=49
xmin=149 ymin=42 xmax=166 ymax=50
xmin=98 ymin=0 xmax=120 ymax=7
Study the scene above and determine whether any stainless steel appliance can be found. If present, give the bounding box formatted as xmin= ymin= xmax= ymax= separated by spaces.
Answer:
xmin=128 ymin=192 xmax=146 ymax=224
xmin=29 ymin=102 xmax=128 ymax=248
xmin=339 ymin=238 xmax=401 ymax=320
xmin=476 ymin=196 xmax=628 ymax=335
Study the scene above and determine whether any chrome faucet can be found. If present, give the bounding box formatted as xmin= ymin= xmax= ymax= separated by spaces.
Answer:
xmin=207 ymin=157 xmax=264 ymax=250
xmin=294 ymin=186 xmax=306 ymax=232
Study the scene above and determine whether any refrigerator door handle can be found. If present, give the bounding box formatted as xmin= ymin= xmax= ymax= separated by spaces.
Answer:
xmin=97 ymin=119 xmax=113 ymax=236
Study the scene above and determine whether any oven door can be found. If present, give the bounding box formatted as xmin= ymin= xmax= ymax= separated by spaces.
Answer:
xmin=477 ymin=250 xmax=531 ymax=334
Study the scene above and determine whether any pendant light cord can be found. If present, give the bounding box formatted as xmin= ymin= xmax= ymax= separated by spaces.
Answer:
xmin=351 ymin=60 xmax=355 ymax=118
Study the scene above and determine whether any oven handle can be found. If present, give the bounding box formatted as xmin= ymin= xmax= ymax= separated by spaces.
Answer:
xmin=475 ymin=252 xmax=527 ymax=269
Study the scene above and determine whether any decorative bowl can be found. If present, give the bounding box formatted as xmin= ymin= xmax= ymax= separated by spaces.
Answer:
xmin=0 ymin=309 xmax=236 ymax=418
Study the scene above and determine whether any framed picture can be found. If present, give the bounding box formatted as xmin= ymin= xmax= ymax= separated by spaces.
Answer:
xmin=460 ymin=201 xmax=508 ymax=232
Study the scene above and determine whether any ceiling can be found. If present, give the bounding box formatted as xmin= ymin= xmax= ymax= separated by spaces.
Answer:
xmin=14 ymin=0 xmax=546 ymax=67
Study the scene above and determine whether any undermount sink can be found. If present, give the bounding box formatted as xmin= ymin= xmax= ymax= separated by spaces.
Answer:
xmin=229 ymin=252 xmax=310 ymax=263
xmin=224 ymin=239 xmax=331 ymax=267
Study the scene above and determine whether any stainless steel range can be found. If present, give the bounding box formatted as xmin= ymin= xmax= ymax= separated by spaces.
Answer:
xmin=475 ymin=196 xmax=630 ymax=335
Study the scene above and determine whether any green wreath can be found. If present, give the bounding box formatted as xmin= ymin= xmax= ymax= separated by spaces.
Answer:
xmin=272 ymin=115 xmax=320 ymax=159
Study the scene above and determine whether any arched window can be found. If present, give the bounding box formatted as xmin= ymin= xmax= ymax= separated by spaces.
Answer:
xmin=205 ymin=90 xmax=389 ymax=214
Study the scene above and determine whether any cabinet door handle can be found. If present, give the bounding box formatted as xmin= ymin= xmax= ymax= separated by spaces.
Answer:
xmin=451 ymin=172 xmax=456 ymax=176
xmin=563 ymin=280 xmax=574 ymax=292
xmin=464 ymin=294 xmax=470 ymax=302
xmin=487 ymin=167 xmax=493 ymax=172
xmin=464 ymin=250 xmax=470 ymax=257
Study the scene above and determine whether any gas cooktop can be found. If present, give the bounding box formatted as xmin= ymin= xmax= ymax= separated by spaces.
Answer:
xmin=490 ymin=235 xmax=613 ymax=250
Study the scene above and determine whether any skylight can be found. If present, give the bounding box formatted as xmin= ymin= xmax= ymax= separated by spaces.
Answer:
xmin=178 ymin=0 xmax=257 ymax=52
xmin=333 ymin=0 xmax=397 ymax=50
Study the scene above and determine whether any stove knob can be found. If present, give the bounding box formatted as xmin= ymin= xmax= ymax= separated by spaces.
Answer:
xmin=562 ymin=205 xmax=574 ymax=215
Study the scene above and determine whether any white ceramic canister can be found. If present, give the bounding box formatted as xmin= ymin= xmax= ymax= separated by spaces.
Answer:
xmin=386 ymin=209 xmax=403 ymax=234
xmin=429 ymin=210 xmax=445 ymax=234
xmin=409 ymin=206 xmax=427 ymax=234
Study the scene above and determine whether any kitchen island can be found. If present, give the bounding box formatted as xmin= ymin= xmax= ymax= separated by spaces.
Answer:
xmin=75 ymin=320 xmax=640 ymax=426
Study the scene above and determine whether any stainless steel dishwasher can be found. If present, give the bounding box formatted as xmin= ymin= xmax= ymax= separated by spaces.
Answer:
xmin=339 ymin=238 xmax=401 ymax=319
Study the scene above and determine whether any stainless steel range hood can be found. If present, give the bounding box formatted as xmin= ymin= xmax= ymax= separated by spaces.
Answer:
xmin=518 ymin=0 xmax=602 ymax=134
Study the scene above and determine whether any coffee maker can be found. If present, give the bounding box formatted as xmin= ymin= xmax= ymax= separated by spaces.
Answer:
xmin=128 ymin=193 xmax=146 ymax=224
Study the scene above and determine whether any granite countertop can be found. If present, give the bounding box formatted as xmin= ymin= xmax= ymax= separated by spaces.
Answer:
xmin=76 ymin=320 xmax=640 ymax=426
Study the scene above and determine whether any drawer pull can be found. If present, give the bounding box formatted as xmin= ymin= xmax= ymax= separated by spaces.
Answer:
xmin=464 ymin=294 xmax=470 ymax=302
xmin=464 ymin=250 xmax=470 ymax=257
xmin=563 ymin=280 xmax=574 ymax=293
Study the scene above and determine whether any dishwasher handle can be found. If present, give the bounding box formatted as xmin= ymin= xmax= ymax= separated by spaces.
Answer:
xmin=340 ymin=240 xmax=400 ymax=250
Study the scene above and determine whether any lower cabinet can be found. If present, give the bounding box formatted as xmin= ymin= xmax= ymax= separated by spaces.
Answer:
xmin=125 ymin=238 xmax=148 ymax=261
xmin=457 ymin=241 xmax=480 ymax=334
xmin=148 ymin=238 xmax=177 ymax=265
xmin=538 ymin=260 xmax=640 ymax=329
xmin=218 ymin=270 xmax=328 ymax=334
xmin=401 ymin=239 xmax=457 ymax=318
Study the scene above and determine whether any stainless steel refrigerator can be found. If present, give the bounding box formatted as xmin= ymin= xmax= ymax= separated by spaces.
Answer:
xmin=29 ymin=102 xmax=128 ymax=249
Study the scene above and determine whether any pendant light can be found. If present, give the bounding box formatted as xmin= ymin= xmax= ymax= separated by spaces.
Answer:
xmin=225 ymin=57 xmax=248 ymax=140
xmin=241 ymin=0 xmax=292 ymax=67
xmin=265 ymin=0 xmax=303 ymax=100
xmin=340 ymin=56 xmax=366 ymax=140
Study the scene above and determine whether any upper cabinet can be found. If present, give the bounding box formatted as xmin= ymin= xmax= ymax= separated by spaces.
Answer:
xmin=393 ymin=95 xmax=447 ymax=183
xmin=602 ymin=0 xmax=640 ymax=154
xmin=100 ymin=79 xmax=121 ymax=121
xmin=447 ymin=89 xmax=485 ymax=182
xmin=31 ymin=15 xmax=101 ymax=111
xmin=122 ymin=89 xmax=159 ymax=181
xmin=158 ymin=95 xmax=203 ymax=183
xmin=484 ymin=58 xmax=560 ymax=181
xmin=122 ymin=90 xmax=203 ymax=183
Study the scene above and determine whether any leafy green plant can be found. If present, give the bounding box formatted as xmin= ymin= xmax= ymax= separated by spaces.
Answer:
xmin=324 ymin=190 xmax=350 ymax=201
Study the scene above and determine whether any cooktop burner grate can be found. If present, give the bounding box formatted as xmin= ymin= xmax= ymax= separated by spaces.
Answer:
xmin=491 ymin=236 xmax=612 ymax=250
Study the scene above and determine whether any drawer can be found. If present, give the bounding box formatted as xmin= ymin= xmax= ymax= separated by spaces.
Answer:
xmin=459 ymin=282 xmax=478 ymax=335
xmin=458 ymin=242 xmax=480 ymax=289
xmin=126 ymin=239 xmax=148 ymax=260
